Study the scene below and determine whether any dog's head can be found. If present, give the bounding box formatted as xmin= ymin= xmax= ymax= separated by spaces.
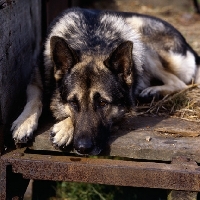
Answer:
xmin=49 ymin=36 xmax=138 ymax=155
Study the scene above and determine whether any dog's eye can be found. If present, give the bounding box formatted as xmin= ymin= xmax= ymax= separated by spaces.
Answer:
xmin=98 ymin=99 xmax=108 ymax=108
xmin=70 ymin=101 xmax=77 ymax=106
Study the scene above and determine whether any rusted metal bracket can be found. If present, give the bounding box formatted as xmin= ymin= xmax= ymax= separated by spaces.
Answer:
xmin=0 ymin=148 xmax=30 ymax=200
xmin=1 ymin=148 xmax=200 ymax=199
xmin=168 ymin=156 xmax=199 ymax=200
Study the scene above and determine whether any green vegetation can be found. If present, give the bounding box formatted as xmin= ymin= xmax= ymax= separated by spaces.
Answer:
xmin=51 ymin=182 xmax=167 ymax=200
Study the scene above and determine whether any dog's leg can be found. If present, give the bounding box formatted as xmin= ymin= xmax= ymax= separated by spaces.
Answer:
xmin=140 ymin=77 xmax=187 ymax=97
xmin=139 ymin=66 xmax=188 ymax=98
xmin=50 ymin=117 xmax=74 ymax=148
xmin=139 ymin=52 xmax=195 ymax=98
xmin=11 ymin=67 xmax=43 ymax=143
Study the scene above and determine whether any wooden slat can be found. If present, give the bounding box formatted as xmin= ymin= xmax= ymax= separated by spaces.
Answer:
xmin=30 ymin=116 xmax=200 ymax=162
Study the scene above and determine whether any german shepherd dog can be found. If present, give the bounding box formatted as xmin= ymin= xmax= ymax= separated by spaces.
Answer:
xmin=11 ymin=8 xmax=200 ymax=155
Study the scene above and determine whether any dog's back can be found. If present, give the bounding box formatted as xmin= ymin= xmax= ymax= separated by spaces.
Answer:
xmin=44 ymin=8 xmax=200 ymax=97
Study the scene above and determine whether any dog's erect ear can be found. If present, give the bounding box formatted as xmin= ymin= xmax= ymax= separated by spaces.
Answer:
xmin=104 ymin=41 xmax=134 ymax=85
xmin=50 ymin=36 xmax=79 ymax=75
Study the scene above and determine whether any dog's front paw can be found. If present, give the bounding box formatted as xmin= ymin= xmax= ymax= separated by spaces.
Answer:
xmin=11 ymin=114 xmax=39 ymax=143
xmin=50 ymin=118 xmax=74 ymax=148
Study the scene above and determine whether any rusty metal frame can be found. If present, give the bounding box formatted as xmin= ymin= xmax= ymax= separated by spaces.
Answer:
xmin=1 ymin=148 xmax=200 ymax=199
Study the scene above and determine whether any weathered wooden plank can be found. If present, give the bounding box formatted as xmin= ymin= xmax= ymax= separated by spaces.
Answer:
xmin=0 ymin=0 xmax=42 ymax=124
xmin=30 ymin=116 xmax=200 ymax=162
xmin=108 ymin=116 xmax=200 ymax=161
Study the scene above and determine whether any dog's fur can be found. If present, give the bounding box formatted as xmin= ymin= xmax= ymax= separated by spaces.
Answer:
xmin=11 ymin=8 xmax=200 ymax=155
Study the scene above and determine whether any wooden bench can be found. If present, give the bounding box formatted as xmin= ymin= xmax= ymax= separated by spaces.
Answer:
xmin=1 ymin=1 xmax=200 ymax=199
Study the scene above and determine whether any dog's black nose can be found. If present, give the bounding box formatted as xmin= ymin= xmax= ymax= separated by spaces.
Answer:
xmin=75 ymin=139 xmax=93 ymax=155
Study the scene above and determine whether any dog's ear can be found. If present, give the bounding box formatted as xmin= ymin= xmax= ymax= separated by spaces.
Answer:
xmin=50 ymin=36 xmax=79 ymax=76
xmin=104 ymin=41 xmax=134 ymax=86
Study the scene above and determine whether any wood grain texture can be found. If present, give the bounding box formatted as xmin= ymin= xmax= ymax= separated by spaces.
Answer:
xmin=0 ymin=0 xmax=42 ymax=124
xmin=30 ymin=116 xmax=200 ymax=162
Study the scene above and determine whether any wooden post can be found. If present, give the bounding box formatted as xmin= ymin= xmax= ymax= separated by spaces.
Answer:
xmin=0 ymin=0 xmax=42 ymax=125
xmin=45 ymin=0 xmax=69 ymax=26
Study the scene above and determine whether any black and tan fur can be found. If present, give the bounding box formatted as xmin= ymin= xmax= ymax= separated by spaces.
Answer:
xmin=11 ymin=8 xmax=200 ymax=155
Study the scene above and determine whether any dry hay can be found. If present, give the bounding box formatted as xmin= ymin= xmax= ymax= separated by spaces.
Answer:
xmin=136 ymin=84 xmax=200 ymax=122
